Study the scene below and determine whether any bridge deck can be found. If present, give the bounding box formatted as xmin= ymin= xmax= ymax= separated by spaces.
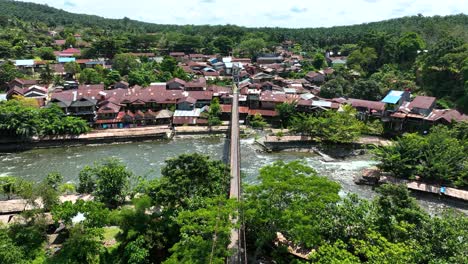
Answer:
xmin=227 ymin=86 xmax=246 ymax=263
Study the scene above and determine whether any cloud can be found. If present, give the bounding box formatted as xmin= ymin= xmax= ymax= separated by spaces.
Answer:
xmin=290 ymin=6 xmax=308 ymax=13
xmin=63 ymin=0 xmax=76 ymax=7
xmin=200 ymin=0 xmax=215 ymax=3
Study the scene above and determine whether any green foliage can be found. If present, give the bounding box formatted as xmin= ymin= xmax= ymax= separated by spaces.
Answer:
xmin=249 ymin=113 xmax=267 ymax=129
xmin=0 ymin=226 xmax=26 ymax=264
xmin=34 ymin=47 xmax=55 ymax=60
xmin=53 ymin=224 xmax=105 ymax=264
xmin=208 ymin=97 xmax=222 ymax=126
xmin=0 ymin=176 xmax=17 ymax=200
xmin=148 ymin=153 xmax=230 ymax=209
xmin=39 ymin=63 xmax=53 ymax=84
xmin=276 ymin=102 xmax=297 ymax=128
xmin=373 ymin=125 xmax=468 ymax=187
xmin=290 ymin=105 xmax=365 ymax=143
xmin=113 ymin=53 xmax=139 ymax=76
xmin=160 ymin=56 xmax=177 ymax=73
xmin=320 ymin=77 xmax=352 ymax=98
xmin=77 ymin=158 xmax=133 ymax=208
xmin=78 ymin=68 xmax=103 ymax=84
xmin=52 ymin=200 xmax=110 ymax=227
xmin=239 ymin=38 xmax=266 ymax=58
xmin=0 ymin=61 xmax=21 ymax=90
xmin=212 ymin=36 xmax=234 ymax=55
xmin=347 ymin=47 xmax=378 ymax=74
xmin=64 ymin=61 xmax=81 ymax=75
xmin=350 ymin=79 xmax=383 ymax=101
xmin=0 ymin=99 xmax=89 ymax=138
xmin=164 ymin=197 xmax=237 ymax=264
xmin=104 ymin=70 xmax=121 ymax=87
xmin=245 ymin=160 xmax=341 ymax=249
xmin=7 ymin=217 xmax=48 ymax=261
xmin=312 ymin=53 xmax=327 ymax=69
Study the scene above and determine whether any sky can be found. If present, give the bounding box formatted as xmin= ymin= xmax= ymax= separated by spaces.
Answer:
xmin=20 ymin=0 xmax=468 ymax=28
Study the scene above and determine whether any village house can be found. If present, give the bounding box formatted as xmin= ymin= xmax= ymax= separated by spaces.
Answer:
xmin=166 ymin=78 xmax=186 ymax=90
xmin=169 ymin=52 xmax=186 ymax=62
xmin=381 ymin=90 xmax=411 ymax=112
xmin=256 ymin=56 xmax=284 ymax=65
xmin=305 ymin=72 xmax=325 ymax=84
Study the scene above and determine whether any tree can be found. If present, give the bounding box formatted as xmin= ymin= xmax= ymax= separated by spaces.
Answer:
xmin=77 ymin=158 xmax=133 ymax=208
xmin=373 ymin=125 xmax=467 ymax=187
xmin=128 ymin=69 xmax=155 ymax=87
xmin=148 ymin=153 xmax=230 ymax=209
xmin=104 ymin=70 xmax=121 ymax=87
xmin=312 ymin=53 xmax=326 ymax=69
xmin=52 ymin=200 xmax=110 ymax=228
xmin=347 ymin=47 xmax=378 ymax=74
xmin=398 ymin=32 xmax=425 ymax=65
xmin=55 ymin=224 xmax=104 ymax=264
xmin=208 ymin=97 xmax=222 ymax=126
xmin=0 ymin=40 xmax=13 ymax=58
xmin=35 ymin=47 xmax=55 ymax=60
xmin=160 ymin=56 xmax=178 ymax=73
xmin=39 ymin=63 xmax=53 ymax=84
xmin=319 ymin=77 xmax=351 ymax=98
xmin=212 ymin=36 xmax=234 ymax=55
xmin=249 ymin=113 xmax=267 ymax=129
xmin=0 ymin=61 xmax=20 ymax=90
xmin=78 ymin=68 xmax=103 ymax=84
xmin=53 ymin=75 xmax=65 ymax=86
xmin=245 ymin=160 xmax=341 ymax=251
xmin=276 ymin=102 xmax=297 ymax=128
xmin=349 ymin=79 xmax=382 ymax=100
xmin=65 ymin=35 xmax=77 ymax=47
xmin=64 ymin=61 xmax=81 ymax=77
xmin=239 ymin=38 xmax=266 ymax=58
xmin=0 ymin=227 xmax=26 ymax=264
xmin=164 ymin=197 xmax=237 ymax=264
xmin=0 ymin=176 xmax=18 ymax=200
xmin=290 ymin=105 xmax=364 ymax=143
xmin=113 ymin=53 xmax=139 ymax=76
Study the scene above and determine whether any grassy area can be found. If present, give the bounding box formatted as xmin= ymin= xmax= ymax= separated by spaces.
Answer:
xmin=103 ymin=226 xmax=121 ymax=240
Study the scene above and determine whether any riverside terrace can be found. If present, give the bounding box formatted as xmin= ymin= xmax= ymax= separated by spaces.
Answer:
xmin=6 ymin=76 xmax=467 ymax=131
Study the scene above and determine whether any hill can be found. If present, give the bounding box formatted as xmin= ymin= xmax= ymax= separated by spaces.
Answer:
xmin=0 ymin=0 xmax=467 ymax=46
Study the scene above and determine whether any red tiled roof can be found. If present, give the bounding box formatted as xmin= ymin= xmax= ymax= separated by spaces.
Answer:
xmin=187 ymin=91 xmax=213 ymax=100
xmin=408 ymin=96 xmax=436 ymax=110
xmin=186 ymin=77 xmax=207 ymax=88
xmin=173 ymin=116 xmax=196 ymax=125
xmin=54 ymin=40 xmax=66 ymax=45
xmin=203 ymin=71 xmax=220 ymax=77
xmin=260 ymin=91 xmax=299 ymax=103
xmin=177 ymin=96 xmax=197 ymax=104
xmin=167 ymin=78 xmax=187 ymax=86
xmin=248 ymin=109 xmax=278 ymax=117
xmin=426 ymin=109 xmax=468 ymax=123
xmin=61 ymin=48 xmax=81 ymax=54
xmin=346 ymin=98 xmax=385 ymax=112
xmin=170 ymin=52 xmax=185 ymax=56
xmin=76 ymin=59 xmax=92 ymax=64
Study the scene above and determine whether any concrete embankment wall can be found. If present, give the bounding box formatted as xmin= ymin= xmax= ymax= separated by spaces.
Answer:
xmin=0 ymin=128 xmax=172 ymax=152
xmin=261 ymin=139 xmax=364 ymax=158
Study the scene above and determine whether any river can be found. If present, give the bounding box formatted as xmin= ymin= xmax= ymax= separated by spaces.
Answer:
xmin=0 ymin=137 xmax=466 ymax=214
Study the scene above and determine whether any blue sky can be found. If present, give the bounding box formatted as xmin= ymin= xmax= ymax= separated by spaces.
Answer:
xmin=21 ymin=0 xmax=468 ymax=28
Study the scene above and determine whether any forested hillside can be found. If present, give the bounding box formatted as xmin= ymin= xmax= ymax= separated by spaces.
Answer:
xmin=0 ymin=0 xmax=467 ymax=46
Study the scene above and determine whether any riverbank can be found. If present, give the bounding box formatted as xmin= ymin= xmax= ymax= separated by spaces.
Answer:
xmin=255 ymin=134 xmax=391 ymax=161
xmin=0 ymin=194 xmax=93 ymax=224
xmin=355 ymin=168 xmax=468 ymax=202
xmin=0 ymin=125 xmax=241 ymax=152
